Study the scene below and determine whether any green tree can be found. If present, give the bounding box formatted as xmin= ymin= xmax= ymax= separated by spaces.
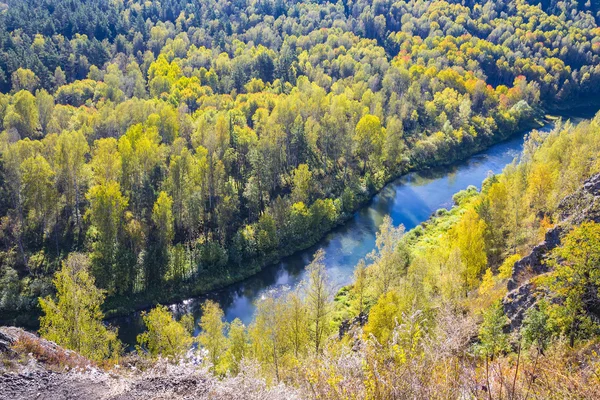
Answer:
xmin=368 ymin=216 xmax=406 ymax=298
xmin=20 ymin=155 xmax=57 ymax=237
xmin=86 ymin=181 xmax=129 ymax=293
xmin=145 ymin=191 xmax=174 ymax=289
xmin=291 ymin=163 xmax=312 ymax=204
xmin=55 ymin=130 xmax=89 ymax=236
xmin=118 ymin=124 xmax=162 ymax=215
xmin=351 ymin=259 xmax=368 ymax=316
xmin=198 ymin=300 xmax=228 ymax=371
xmin=477 ymin=301 xmax=509 ymax=359
xmin=477 ymin=301 xmax=510 ymax=400
xmin=305 ymin=249 xmax=333 ymax=354
xmin=545 ymin=222 xmax=600 ymax=346
xmin=0 ymin=267 xmax=20 ymax=310
xmin=152 ymin=191 xmax=174 ymax=243
xmin=39 ymin=254 xmax=122 ymax=362
xmin=353 ymin=114 xmax=385 ymax=173
xmin=36 ymin=89 xmax=54 ymax=135
xmin=136 ymin=305 xmax=193 ymax=359
xmin=166 ymin=145 xmax=204 ymax=236
xmin=53 ymin=67 xmax=67 ymax=89
xmin=522 ymin=300 xmax=552 ymax=352
xmin=256 ymin=211 xmax=277 ymax=254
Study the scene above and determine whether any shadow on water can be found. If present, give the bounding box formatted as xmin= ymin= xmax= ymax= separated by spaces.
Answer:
xmin=113 ymin=112 xmax=596 ymax=347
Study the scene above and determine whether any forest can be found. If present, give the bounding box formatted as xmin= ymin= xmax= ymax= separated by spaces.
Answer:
xmin=33 ymin=104 xmax=600 ymax=398
xmin=2 ymin=0 xmax=600 ymax=323
xmin=0 ymin=0 xmax=600 ymax=398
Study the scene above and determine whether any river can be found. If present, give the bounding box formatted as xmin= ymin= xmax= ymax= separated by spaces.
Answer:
xmin=114 ymin=108 xmax=597 ymax=346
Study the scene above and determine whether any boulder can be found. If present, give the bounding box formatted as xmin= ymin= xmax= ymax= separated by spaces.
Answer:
xmin=557 ymin=173 xmax=600 ymax=225
xmin=338 ymin=313 xmax=368 ymax=340
xmin=0 ymin=328 xmax=15 ymax=355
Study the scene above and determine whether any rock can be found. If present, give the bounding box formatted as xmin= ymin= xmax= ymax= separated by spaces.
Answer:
xmin=509 ymin=172 xmax=600 ymax=292
xmin=507 ymin=226 xmax=562 ymax=291
xmin=507 ymin=173 xmax=600 ymax=292
xmin=503 ymin=282 xmax=548 ymax=331
xmin=0 ymin=326 xmax=91 ymax=369
xmin=338 ymin=313 xmax=368 ymax=340
xmin=503 ymin=173 xmax=600 ymax=331
xmin=557 ymin=173 xmax=600 ymax=225
xmin=0 ymin=329 xmax=15 ymax=356
xmin=0 ymin=327 xmax=302 ymax=399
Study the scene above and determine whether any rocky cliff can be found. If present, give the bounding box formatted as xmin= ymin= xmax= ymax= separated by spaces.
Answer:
xmin=503 ymin=173 xmax=600 ymax=330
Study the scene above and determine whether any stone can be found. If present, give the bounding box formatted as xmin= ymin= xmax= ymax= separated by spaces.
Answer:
xmin=338 ymin=313 xmax=368 ymax=340
xmin=507 ymin=226 xmax=562 ymax=291
xmin=503 ymin=173 xmax=600 ymax=330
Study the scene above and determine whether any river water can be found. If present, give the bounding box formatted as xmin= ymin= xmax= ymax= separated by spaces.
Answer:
xmin=115 ymin=109 xmax=597 ymax=346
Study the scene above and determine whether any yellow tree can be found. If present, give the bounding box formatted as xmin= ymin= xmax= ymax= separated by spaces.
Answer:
xmin=118 ymin=124 xmax=162 ymax=215
xmin=291 ymin=163 xmax=312 ymax=204
xmin=89 ymin=138 xmax=122 ymax=185
xmin=39 ymin=253 xmax=122 ymax=362
xmin=305 ymin=249 xmax=333 ymax=354
xmin=222 ymin=318 xmax=248 ymax=375
xmin=5 ymin=90 xmax=39 ymax=138
xmin=250 ymin=296 xmax=287 ymax=382
xmin=453 ymin=207 xmax=487 ymax=296
xmin=284 ymin=289 xmax=309 ymax=360
xmin=198 ymin=300 xmax=228 ymax=371
xmin=526 ymin=162 xmax=554 ymax=214
xmin=353 ymin=114 xmax=385 ymax=173
xmin=364 ymin=290 xmax=400 ymax=345
xmin=136 ymin=305 xmax=193 ymax=359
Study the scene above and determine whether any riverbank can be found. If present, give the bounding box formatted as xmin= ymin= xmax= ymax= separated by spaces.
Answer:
xmin=11 ymin=104 xmax=598 ymax=335
xmin=112 ymin=112 xmax=561 ymax=346
xmin=109 ymin=98 xmax=600 ymax=323
xmin=103 ymin=116 xmax=549 ymax=319
xmin=0 ymin=112 xmax=548 ymax=333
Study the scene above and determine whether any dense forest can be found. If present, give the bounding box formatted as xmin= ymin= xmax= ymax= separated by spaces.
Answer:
xmin=2 ymin=0 xmax=600 ymax=321
xmin=0 ymin=0 xmax=600 ymax=398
